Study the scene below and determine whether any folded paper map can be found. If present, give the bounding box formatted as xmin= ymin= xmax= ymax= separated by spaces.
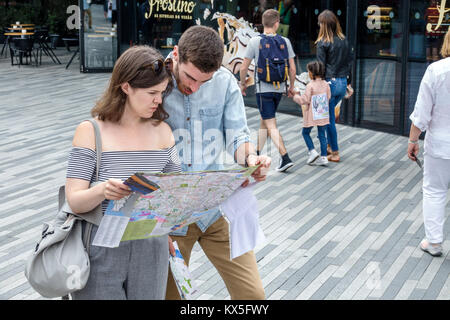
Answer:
xmin=169 ymin=242 xmax=198 ymax=299
xmin=92 ymin=166 xmax=259 ymax=248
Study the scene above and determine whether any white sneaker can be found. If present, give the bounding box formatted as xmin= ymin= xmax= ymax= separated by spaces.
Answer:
xmin=306 ymin=149 xmax=319 ymax=165
xmin=420 ymin=239 xmax=443 ymax=257
xmin=315 ymin=156 xmax=329 ymax=166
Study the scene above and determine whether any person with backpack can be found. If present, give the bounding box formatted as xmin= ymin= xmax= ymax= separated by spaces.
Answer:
xmin=240 ymin=9 xmax=297 ymax=172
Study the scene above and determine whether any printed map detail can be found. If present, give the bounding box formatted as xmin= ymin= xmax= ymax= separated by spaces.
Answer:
xmin=102 ymin=166 xmax=259 ymax=243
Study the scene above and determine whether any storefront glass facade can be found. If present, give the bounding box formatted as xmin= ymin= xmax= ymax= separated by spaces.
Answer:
xmin=80 ymin=0 xmax=450 ymax=136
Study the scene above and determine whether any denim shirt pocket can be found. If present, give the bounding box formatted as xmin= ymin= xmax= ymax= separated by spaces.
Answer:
xmin=199 ymin=107 xmax=222 ymax=120
xmin=199 ymin=107 xmax=224 ymax=162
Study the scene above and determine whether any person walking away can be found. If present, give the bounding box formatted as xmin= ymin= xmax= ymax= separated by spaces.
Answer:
xmin=240 ymin=9 xmax=296 ymax=172
xmin=407 ymin=29 xmax=450 ymax=257
xmin=315 ymin=9 xmax=353 ymax=163
xmin=293 ymin=61 xmax=330 ymax=166
xmin=83 ymin=0 xmax=92 ymax=30
xmin=163 ymin=25 xmax=271 ymax=300
xmin=67 ymin=46 xmax=181 ymax=299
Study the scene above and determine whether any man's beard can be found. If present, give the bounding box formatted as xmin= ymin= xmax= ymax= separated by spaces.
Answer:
xmin=172 ymin=64 xmax=188 ymax=95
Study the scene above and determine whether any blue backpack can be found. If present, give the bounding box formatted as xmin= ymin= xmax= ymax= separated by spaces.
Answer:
xmin=257 ymin=34 xmax=289 ymax=89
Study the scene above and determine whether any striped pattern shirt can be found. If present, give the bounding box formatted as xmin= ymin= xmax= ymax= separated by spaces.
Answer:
xmin=66 ymin=146 xmax=181 ymax=212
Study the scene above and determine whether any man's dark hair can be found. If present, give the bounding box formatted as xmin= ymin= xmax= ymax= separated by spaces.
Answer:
xmin=307 ymin=60 xmax=326 ymax=80
xmin=177 ymin=25 xmax=224 ymax=73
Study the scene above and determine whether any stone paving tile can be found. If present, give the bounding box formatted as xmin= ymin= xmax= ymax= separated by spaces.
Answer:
xmin=0 ymin=53 xmax=449 ymax=300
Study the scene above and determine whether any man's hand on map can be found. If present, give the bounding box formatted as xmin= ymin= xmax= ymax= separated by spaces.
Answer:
xmin=103 ymin=178 xmax=132 ymax=200
xmin=168 ymin=236 xmax=175 ymax=257
xmin=247 ymin=154 xmax=271 ymax=183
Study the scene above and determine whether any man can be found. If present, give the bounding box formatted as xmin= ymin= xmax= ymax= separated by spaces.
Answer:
xmin=163 ymin=25 xmax=271 ymax=300
xmin=277 ymin=0 xmax=294 ymax=37
xmin=240 ymin=9 xmax=296 ymax=172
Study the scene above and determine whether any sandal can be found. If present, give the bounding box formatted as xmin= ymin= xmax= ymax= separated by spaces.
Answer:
xmin=327 ymin=151 xmax=340 ymax=163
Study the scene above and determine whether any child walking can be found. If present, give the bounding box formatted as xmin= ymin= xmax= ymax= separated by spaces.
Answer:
xmin=293 ymin=61 xmax=331 ymax=166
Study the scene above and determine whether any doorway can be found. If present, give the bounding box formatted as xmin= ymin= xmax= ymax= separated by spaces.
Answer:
xmin=354 ymin=0 xmax=406 ymax=133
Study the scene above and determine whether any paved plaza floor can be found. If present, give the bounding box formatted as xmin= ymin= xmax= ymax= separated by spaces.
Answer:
xmin=0 ymin=50 xmax=449 ymax=300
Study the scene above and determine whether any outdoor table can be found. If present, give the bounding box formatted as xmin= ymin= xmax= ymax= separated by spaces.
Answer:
xmin=3 ymin=32 xmax=35 ymax=58
xmin=8 ymin=27 xmax=35 ymax=31
xmin=4 ymin=32 xmax=34 ymax=36
xmin=10 ymin=24 xmax=35 ymax=27
xmin=87 ymin=34 xmax=114 ymax=38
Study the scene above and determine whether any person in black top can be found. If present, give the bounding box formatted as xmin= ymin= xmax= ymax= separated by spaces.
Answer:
xmin=315 ymin=10 xmax=353 ymax=163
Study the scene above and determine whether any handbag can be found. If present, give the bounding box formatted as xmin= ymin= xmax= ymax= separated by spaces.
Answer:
xmin=24 ymin=119 xmax=104 ymax=298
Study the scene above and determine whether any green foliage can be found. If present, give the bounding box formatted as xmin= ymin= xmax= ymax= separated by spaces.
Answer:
xmin=46 ymin=12 xmax=60 ymax=34
xmin=0 ymin=1 xmax=78 ymax=36
xmin=45 ymin=0 xmax=78 ymax=35
xmin=0 ymin=3 xmax=41 ymax=29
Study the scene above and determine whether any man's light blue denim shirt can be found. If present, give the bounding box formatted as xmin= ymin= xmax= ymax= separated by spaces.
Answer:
xmin=163 ymin=66 xmax=251 ymax=236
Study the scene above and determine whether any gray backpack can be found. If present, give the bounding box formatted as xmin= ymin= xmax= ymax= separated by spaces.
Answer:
xmin=24 ymin=119 xmax=103 ymax=298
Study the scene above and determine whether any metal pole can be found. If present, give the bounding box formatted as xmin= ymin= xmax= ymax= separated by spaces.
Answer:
xmin=399 ymin=0 xmax=411 ymax=135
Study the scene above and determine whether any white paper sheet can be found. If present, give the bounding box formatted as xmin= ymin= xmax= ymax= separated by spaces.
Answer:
xmin=220 ymin=183 xmax=266 ymax=260
xmin=92 ymin=215 xmax=130 ymax=248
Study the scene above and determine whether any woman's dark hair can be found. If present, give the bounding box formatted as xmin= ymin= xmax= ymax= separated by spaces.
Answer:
xmin=91 ymin=45 xmax=172 ymax=123
xmin=307 ymin=60 xmax=325 ymax=80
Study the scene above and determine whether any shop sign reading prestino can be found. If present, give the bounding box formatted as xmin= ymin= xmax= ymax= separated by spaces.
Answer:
xmin=145 ymin=0 xmax=197 ymax=20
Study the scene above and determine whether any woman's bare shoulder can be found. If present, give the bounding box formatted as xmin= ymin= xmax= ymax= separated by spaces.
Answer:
xmin=152 ymin=120 xmax=175 ymax=149
xmin=72 ymin=120 xmax=96 ymax=150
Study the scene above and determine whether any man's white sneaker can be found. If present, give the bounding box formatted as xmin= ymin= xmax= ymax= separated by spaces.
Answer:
xmin=306 ymin=149 xmax=320 ymax=165
xmin=315 ymin=156 xmax=329 ymax=166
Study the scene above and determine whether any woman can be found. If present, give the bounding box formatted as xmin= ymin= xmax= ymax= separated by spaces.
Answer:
xmin=408 ymin=29 xmax=450 ymax=257
xmin=315 ymin=10 xmax=353 ymax=162
xmin=66 ymin=46 xmax=181 ymax=299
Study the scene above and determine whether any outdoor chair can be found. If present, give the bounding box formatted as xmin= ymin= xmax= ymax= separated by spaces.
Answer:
xmin=10 ymin=37 xmax=40 ymax=66
xmin=62 ymin=36 xmax=79 ymax=69
xmin=1 ymin=27 xmax=12 ymax=58
xmin=33 ymin=29 xmax=61 ymax=65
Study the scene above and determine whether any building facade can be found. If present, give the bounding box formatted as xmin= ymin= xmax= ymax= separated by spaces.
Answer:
xmin=79 ymin=0 xmax=450 ymax=136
